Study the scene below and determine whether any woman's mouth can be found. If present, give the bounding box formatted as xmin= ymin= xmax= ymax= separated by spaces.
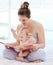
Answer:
xmin=23 ymin=23 xmax=26 ymax=25
xmin=22 ymin=23 xmax=28 ymax=28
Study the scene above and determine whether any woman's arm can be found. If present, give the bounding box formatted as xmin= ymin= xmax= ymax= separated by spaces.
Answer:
xmin=33 ymin=23 xmax=45 ymax=50
xmin=4 ymin=41 xmax=20 ymax=48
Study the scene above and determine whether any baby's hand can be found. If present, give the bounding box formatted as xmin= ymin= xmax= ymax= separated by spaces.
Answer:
xmin=14 ymin=46 xmax=22 ymax=50
xmin=24 ymin=44 xmax=33 ymax=48
xmin=11 ymin=28 xmax=18 ymax=39
xmin=11 ymin=28 xmax=16 ymax=33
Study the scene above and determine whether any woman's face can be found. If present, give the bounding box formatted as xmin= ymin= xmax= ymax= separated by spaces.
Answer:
xmin=18 ymin=15 xmax=29 ymax=27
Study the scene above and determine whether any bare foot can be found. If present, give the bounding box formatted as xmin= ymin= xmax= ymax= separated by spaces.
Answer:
xmin=29 ymin=60 xmax=42 ymax=63
xmin=16 ymin=56 xmax=24 ymax=61
xmin=34 ymin=60 xmax=42 ymax=63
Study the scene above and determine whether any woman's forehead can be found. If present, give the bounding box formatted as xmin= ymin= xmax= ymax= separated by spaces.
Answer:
xmin=19 ymin=15 xmax=27 ymax=19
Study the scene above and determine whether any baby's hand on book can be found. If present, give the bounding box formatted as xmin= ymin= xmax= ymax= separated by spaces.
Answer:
xmin=14 ymin=46 xmax=22 ymax=50
xmin=24 ymin=44 xmax=33 ymax=48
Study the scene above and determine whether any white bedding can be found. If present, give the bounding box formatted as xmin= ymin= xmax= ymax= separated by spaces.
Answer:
xmin=0 ymin=57 xmax=53 ymax=65
xmin=0 ymin=30 xmax=53 ymax=65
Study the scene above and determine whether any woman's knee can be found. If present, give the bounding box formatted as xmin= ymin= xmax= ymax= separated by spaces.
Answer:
xmin=26 ymin=49 xmax=46 ymax=61
xmin=3 ymin=48 xmax=17 ymax=60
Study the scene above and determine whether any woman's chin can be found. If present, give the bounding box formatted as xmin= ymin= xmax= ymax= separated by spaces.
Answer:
xmin=23 ymin=25 xmax=27 ymax=28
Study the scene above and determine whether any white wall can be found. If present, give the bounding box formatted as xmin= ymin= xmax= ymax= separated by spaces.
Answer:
xmin=0 ymin=0 xmax=53 ymax=39
xmin=10 ymin=0 xmax=53 ymax=30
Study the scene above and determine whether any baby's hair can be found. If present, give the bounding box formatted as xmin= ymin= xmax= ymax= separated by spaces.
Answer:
xmin=18 ymin=1 xmax=31 ymax=18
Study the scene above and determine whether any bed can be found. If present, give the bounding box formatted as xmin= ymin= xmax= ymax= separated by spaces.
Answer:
xmin=0 ymin=30 xmax=53 ymax=65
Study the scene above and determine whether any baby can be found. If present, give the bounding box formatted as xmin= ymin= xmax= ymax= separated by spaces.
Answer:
xmin=14 ymin=28 xmax=36 ymax=61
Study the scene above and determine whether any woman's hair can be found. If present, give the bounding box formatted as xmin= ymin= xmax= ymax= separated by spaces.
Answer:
xmin=18 ymin=1 xmax=31 ymax=18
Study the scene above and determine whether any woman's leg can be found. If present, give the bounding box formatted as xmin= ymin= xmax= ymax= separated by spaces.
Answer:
xmin=3 ymin=48 xmax=30 ymax=62
xmin=16 ymin=50 xmax=30 ymax=61
xmin=26 ymin=49 xmax=46 ymax=62
xmin=3 ymin=48 xmax=17 ymax=60
xmin=3 ymin=41 xmax=20 ymax=60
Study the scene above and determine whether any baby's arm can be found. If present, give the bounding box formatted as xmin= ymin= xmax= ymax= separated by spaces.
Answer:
xmin=11 ymin=24 xmax=21 ymax=40
xmin=21 ymin=33 xmax=36 ymax=50
xmin=11 ymin=29 xmax=18 ymax=39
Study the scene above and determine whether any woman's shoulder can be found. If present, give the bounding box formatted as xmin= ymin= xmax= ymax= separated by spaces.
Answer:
xmin=31 ymin=20 xmax=43 ymax=28
xmin=36 ymin=22 xmax=43 ymax=30
xmin=29 ymin=19 xmax=36 ymax=27
xmin=36 ymin=22 xmax=44 ymax=33
xmin=31 ymin=19 xmax=44 ymax=32
xmin=31 ymin=19 xmax=42 ymax=26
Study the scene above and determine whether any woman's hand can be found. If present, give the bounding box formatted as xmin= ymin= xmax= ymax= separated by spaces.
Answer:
xmin=32 ymin=43 xmax=45 ymax=50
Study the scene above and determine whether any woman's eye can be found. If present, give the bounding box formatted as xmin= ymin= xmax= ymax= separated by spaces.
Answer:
xmin=22 ymin=19 xmax=26 ymax=21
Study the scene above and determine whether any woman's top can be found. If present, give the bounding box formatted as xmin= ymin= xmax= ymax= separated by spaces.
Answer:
xmin=32 ymin=22 xmax=39 ymax=44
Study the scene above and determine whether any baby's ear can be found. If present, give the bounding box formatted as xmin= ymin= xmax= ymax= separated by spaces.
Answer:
xmin=27 ymin=33 xmax=32 ymax=38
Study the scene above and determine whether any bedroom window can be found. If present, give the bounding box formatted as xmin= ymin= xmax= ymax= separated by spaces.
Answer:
xmin=10 ymin=0 xmax=53 ymax=31
xmin=0 ymin=0 xmax=53 ymax=40
xmin=0 ymin=0 xmax=10 ymax=40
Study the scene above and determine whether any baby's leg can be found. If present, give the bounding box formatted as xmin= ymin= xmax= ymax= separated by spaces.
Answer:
xmin=19 ymin=50 xmax=30 ymax=57
xmin=16 ymin=51 xmax=24 ymax=61
xmin=18 ymin=50 xmax=23 ymax=56
xmin=16 ymin=56 xmax=24 ymax=61
xmin=16 ymin=50 xmax=30 ymax=61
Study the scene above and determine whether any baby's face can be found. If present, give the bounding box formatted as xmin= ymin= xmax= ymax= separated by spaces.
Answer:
xmin=27 ymin=33 xmax=32 ymax=38
xmin=19 ymin=32 xmax=27 ymax=41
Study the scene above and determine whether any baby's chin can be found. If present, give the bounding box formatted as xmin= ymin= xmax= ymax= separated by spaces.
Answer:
xmin=23 ymin=24 xmax=28 ymax=28
xmin=20 ymin=39 xmax=26 ymax=42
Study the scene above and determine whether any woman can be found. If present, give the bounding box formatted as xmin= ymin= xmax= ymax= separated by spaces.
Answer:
xmin=3 ymin=1 xmax=46 ymax=62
